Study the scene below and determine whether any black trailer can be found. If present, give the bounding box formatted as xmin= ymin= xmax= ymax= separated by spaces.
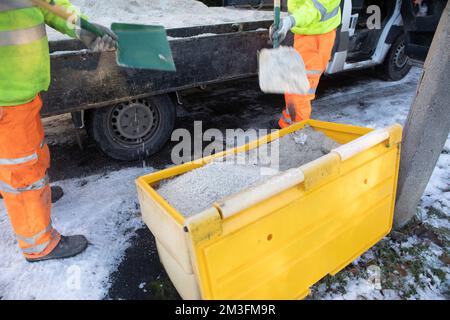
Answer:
xmin=43 ymin=20 xmax=280 ymax=161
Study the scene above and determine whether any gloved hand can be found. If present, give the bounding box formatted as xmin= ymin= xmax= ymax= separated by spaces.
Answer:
xmin=76 ymin=21 xmax=118 ymax=52
xmin=269 ymin=15 xmax=296 ymax=45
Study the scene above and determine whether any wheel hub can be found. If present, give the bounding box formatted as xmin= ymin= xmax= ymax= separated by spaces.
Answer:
xmin=393 ymin=42 xmax=408 ymax=69
xmin=109 ymin=100 xmax=158 ymax=144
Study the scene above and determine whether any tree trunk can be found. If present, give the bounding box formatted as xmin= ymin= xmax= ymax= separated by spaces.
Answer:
xmin=394 ymin=2 xmax=450 ymax=228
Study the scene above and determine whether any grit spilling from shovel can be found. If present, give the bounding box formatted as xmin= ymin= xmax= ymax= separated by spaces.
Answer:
xmin=259 ymin=46 xmax=310 ymax=95
xmin=157 ymin=126 xmax=340 ymax=217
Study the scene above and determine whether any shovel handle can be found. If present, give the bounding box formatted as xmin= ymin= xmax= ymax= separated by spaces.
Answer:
xmin=30 ymin=0 xmax=106 ymax=37
xmin=30 ymin=0 xmax=73 ymax=20
xmin=79 ymin=18 xmax=107 ymax=38
xmin=273 ymin=0 xmax=281 ymax=48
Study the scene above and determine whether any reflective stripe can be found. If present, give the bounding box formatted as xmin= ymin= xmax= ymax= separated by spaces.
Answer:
xmin=0 ymin=180 xmax=15 ymax=194
xmin=17 ymin=223 xmax=53 ymax=245
xmin=323 ymin=6 xmax=340 ymax=21
xmin=22 ymin=240 xmax=51 ymax=254
xmin=0 ymin=140 xmax=44 ymax=165
xmin=281 ymin=114 xmax=292 ymax=124
xmin=308 ymin=88 xmax=317 ymax=94
xmin=22 ymin=229 xmax=58 ymax=255
xmin=0 ymin=24 xmax=46 ymax=47
xmin=311 ymin=0 xmax=340 ymax=22
xmin=0 ymin=152 xmax=37 ymax=165
xmin=0 ymin=174 xmax=49 ymax=194
xmin=306 ymin=69 xmax=322 ymax=75
xmin=16 ymin=175 xmax=49 ymax=193
xmin=0 ymin=0 xmax=34 ymax=12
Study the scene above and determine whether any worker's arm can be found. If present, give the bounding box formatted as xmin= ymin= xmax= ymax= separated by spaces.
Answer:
xmin=270 ymin=1 xmax=322 ymax=43
xmin=39 ymin=0 xmax=82 ymax=38
xmin=39 ymin=0 xmax=117 ymax=51
xmin=271 ymin=0 xmax=341 ymax=43
xmin=290 ymin=1 xmax=322 ymax=29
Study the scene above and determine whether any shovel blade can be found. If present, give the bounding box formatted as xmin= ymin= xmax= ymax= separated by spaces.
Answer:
xmin=111 ymin=23 xmax=176 ymax=71
xmin=258 ymin=46 xmax=310 ymax=94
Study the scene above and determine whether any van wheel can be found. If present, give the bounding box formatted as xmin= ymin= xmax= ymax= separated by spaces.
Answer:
xmin=86 ymin=95 xmax=176 ymax=161
xmin=382 ymin=35 xmax=412 ymax=81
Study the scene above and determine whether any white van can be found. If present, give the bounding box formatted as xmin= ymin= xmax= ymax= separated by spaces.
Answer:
xmin=225 ymin=0 xmax=446 ymax=80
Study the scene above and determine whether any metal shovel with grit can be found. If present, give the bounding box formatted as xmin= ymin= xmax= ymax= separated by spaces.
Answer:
xmin=31 ymin=0 xmax=176 ymax=71
xmin=258 ymin=0 xmax=309 ymax=94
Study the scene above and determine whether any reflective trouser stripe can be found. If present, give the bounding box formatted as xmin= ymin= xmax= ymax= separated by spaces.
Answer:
xmin=21 ymin=230 xmax=57 ymax=255
xmin=0 ymin=0 xmax=34 ymax=12
xmin=311 ymin=0 xmax=340 ymax=22
xmin=16 ymin=223 xmax=53 ymax=245
xmin=0 ymin=152 xmax=38 ymax=165
xmin=306 ymin=70 xmax=322 ymax=75
xmin=0 ymin=24 xmax=46 ymax=47
xmin=0 ymin=140 xmax=47 ymax=193
xmin=0 ymin=140 xmax=45 ymax=165
xmin=22 ymin=241 xmax=50 ymax=254
xmin=0 ymin=174 xmax=49 ymax=194
xmin=281 ymin=113 xmax=292 ymax=124
xmin=305 ymin=71 xmax=320 ymax=94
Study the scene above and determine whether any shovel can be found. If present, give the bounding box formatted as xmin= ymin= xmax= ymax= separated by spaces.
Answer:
xmin=110 ymin=23 xmax=175 ymax=71
xmin=31 ymin=0 xmax=176 ymax=71
xmin=258 ymin=0 xmax=309 ymax=94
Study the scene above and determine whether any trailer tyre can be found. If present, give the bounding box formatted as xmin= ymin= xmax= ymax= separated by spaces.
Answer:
xmin=87 ymin=95 xmax=176 ymax=161
xmin=382 ymin=35 xmax=412 ymax=81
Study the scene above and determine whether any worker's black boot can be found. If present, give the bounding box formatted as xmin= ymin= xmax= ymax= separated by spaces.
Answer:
xmin=51 ymin=186 xmax=64 ymax=203
xmin=26 ymin=235 xmax=88 ymax=263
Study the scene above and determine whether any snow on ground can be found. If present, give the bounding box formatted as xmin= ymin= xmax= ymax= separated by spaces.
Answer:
xmin=47 ymin=0 xmax=274 ymax=41
xmin=0 ymin=167 xmax=150 ymax=299
xmin=313 ymin=68 xmax=422 ymax=128
xmin=421 ymin=136 xmax=450 ymax=219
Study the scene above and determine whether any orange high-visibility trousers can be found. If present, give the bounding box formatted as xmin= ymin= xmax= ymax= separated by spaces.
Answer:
xmin=279 ymin=29 xmax=337 ymax=128
xmin=0 ymin=96 xmax=60 ymax=259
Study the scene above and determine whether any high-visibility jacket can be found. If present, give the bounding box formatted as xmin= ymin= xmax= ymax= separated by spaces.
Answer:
xmin=0 ymin=0 xmax=79 ymax=107
xmin=289 ymin=0 xmax=341 ymax=35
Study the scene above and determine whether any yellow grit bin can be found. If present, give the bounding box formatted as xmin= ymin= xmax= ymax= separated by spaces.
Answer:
xmin=136 ymin=119 xmax=403 ymax=300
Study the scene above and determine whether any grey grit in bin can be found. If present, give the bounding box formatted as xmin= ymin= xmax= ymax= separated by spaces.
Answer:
xmin=157 ymin=126 xmax=341 ymax=216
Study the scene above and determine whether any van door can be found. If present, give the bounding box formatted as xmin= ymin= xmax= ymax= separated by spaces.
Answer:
xmin=401 ymin=0 xmax=448 ymax=62
xmin=326 ymin=0 xmax=352 ymax=73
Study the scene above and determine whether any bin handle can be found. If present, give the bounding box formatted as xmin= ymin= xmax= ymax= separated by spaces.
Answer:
xmin=216 ymin=168 xmax=305 ymax=219
xmin=216 ymin=127 xmax=392 ymax=219
xmin=332 ymin=128 xmax=390 ymax=161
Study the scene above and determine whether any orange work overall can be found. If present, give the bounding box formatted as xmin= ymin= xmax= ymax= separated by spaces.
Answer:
xmin=0 ymin=96 xmax=60 ymax=259
xmin=279 ymin=29 xmax=337 ymax=128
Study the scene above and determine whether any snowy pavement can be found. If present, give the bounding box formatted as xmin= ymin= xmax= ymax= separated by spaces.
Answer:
xmin=0 ymin=67 xmax=449 ymax=300
xmin=0 ymin=168 xmax=149 ymax=299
